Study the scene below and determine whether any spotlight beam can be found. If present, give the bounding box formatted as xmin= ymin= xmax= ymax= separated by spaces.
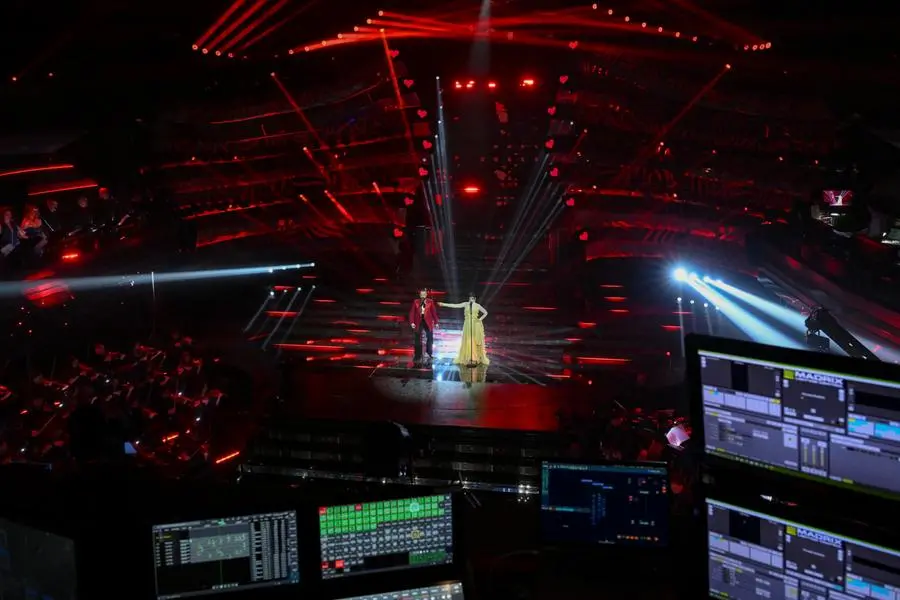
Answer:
xmin=687 ymin=278 xmax=802 ymax=349
xmin=7 ymin=263 xmax=313 ymax=299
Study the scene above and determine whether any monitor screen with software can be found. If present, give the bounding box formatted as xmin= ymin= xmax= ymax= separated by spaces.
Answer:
xmin=540 ymin=461 xmax=670 ymax=547
xmin=0 ymin=518 xmax=77 ymax=600
xmin=694 ymin=344 xmax=900 ymax=498
xmin=335 ymin=581 xmax=465 ymax=600
xmin=707 ymin=497 xmax=900 ymax=599
xmin=152 ymin=510 xmax=300 ymax=600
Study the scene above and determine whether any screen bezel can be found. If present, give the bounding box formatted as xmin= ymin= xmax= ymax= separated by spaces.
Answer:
xmin=314 ymin=490 xmax=462 ymax=594
xmin=700 ymin=488 xmax=900 ymax=600
xmin=538 ymin=459 xmax=673 ymax=550
xmin=686 ymin=333 xmax=900 ymax=512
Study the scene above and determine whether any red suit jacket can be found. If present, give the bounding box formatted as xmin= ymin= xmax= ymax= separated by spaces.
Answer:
xmin=409 ymin=298 xmax=439 ymax=329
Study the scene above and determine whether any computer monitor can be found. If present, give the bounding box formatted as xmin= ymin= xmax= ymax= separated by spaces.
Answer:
xmin=152 ymin=510 xmax=300 ymax=600
xmin=0 ymin=518 xmax=77 ymax=600
xmin=334 ymin=581 xmax=465 ymax=600
xmin=706 ymin=497 xmax=900 ymax=599
xmin=318 ymin=494 xmax=454 ymax=579
xmin=540 ymin=461 xmax=670 ymax=547
xmin=690 ymin=337 xmax=900 ymax=499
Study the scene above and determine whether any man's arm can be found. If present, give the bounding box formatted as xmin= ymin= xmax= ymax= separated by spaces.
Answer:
xmin=408 ymin=301 xmax=417 ymax=327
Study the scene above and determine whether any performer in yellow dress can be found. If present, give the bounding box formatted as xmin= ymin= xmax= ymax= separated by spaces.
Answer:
xmin=439 ymin=293 xmax=490 ymax=366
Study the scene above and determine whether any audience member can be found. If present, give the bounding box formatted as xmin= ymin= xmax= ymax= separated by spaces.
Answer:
xmin=1 ymin=208 xmax=20 ymax=258
xmin=19 ymin=204 xmax=48 ymax=256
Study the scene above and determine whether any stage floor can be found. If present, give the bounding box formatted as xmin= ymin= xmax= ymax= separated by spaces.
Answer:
xmin=285 ymin=365 xmax=591 ymax=432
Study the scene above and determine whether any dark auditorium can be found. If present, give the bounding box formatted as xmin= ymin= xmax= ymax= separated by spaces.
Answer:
xmin=1 ymin=1 xmax=899 ymax=599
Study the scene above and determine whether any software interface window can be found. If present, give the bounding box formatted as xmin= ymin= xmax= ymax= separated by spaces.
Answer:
xmin=707 ymin=499 xmax=900 ymax=600
xmin=152 ymin=511 xmax=300 ymax=600
xmin=699 ymin=351 xmax=900 ymax=496
xmin=336 ymin=581 xmax=465 ymax=600
xmin=540 ymin=463 xmax=670 ymax=546
xmin=319 ymin=495 xmax=454 ymax=579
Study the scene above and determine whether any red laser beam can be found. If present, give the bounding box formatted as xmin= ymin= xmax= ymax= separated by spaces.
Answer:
xmin=196 ymin=0 xmax=249 ymax=50
xmin=207 ymin=0 xmax=268 ymax=53
xmin=0 ymin=164 xmax=74 ymax=178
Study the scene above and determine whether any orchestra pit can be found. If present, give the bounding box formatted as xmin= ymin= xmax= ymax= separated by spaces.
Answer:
xmin=1 ymin=1 xmax=899 ymax=599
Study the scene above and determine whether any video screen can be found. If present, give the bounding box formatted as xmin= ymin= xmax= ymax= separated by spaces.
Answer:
xmin=707 ymin=498 xmax=900 ymax=599
xmin=335 ymin=581 xmax=465 ymax=600
xmin=152 ymin=511 xmax=299 ymax=600
xmin=823 ymin=190 xmax=853 ymax=206
xmin=540 ymin=462 xmax=670 ymax=547
xmin=319 ymin=495 xmax=454 ymax=580
xmin=0 ymin=518 xmax=77 ymax=600
xmin=698 ymin=350 xmax=900 ymax=498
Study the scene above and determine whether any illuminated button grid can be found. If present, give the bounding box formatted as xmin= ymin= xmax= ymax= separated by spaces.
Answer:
xmin=319 ymin=496 xmax=452 ymax=578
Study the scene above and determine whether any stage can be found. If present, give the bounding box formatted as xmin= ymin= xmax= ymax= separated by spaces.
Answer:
xmin=282 ymin=366 xmax=591 ymax=431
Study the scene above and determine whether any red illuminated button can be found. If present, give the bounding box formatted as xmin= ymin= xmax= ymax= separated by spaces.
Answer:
xmin=336 ymin=560 xmax=345 ymax=569
xmin=321 ymin=561 xmax=329 ymax=569
xmin=319 ymin=507 xmax=327 ymax=515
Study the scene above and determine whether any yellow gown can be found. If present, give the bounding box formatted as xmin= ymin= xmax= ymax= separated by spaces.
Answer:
xmin=443 ymin=301 xmax=490 ymax=366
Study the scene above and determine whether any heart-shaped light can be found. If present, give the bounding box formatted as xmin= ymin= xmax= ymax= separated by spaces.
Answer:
xmin=422 ymin=140 xmax=433 ymax=150
xmin=547 ymin=106 xmax=556 ymax=116
xmin=393 ymin=228 xmax=404 ymax=238
xmin=418 ymin=167 xmax=429 ymax=177
xmin=559 ymin=75 xmax=569 ymax=84
xmin=545 ymin=139 xmax=555 ymax=149
xmin=404 ymin=197 xmax=414 ymax=206
xmin=566 ymin=197 xmax=575 ymax=207
xmin=390 ymin=50 xmax=399 ymax=58
xmin=417 ymin=109 xmax=427 ymax=118
xmin=550 ymin=167 xmax=559 ymax=177
xmin=578 ymin=231 xmax=588 ymax=241
xmin=403 ymin=79 xmax=414 ymax=88
xmin=568 ymin=41 xmax=579 ymax=49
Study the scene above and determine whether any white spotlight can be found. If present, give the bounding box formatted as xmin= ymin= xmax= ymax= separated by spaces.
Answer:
xmin=673 ymin=268 xmax=688 ymax=281
xmin=690 ymin=300 xmax=695 ymax=305
xmin=676 ymin=297 xmax=682 ymax=303
xmin=703 ymin=275 xmax=712 ymax=283
xmin=703 ymin=302 xmax=709 ymax=308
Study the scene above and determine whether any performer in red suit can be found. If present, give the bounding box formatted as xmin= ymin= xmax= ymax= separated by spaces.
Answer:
xmin=409 ymin=288 xmax=439 ymax=364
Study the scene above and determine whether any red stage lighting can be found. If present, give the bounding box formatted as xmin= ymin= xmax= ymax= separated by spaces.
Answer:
xmin=565 ymin=197 xmax=575 ymax=207
xmin=393 ymin=228 xmax=404 ymax=238
xmin=463 ymin=186 xmax=480 ymax=194
xmin=487 ymin=81 xmax=497 ymax=89
xmin=61 ymin=252 xmax=80 ymax=261
xmin=521 ymin=78 xmax=535 ymax=87
xmin=578 ymin=231 xmax=589 ymax=242
xmin=403 ymin=197 xmax=414 ymax=206
xmin=454 ymin=81 xmax=462 ymax=89
xmin=466 ymin=81 xmax=475 ymax=89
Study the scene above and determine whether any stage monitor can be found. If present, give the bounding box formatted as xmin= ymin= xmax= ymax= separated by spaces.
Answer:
xmin=318 ymin=494 xmax=454 ymax=580
xmin=823 ymin=190 xmax=853 ymax=207
xmin=540 ymin=461 xmax=670 ymax=547
xmin=692 ymin=339 xmax=900 ymax=499
xmin=0 ymin=518 xmax=77 ymax=600
xmin=334 ymin=581 xmax=465 ymax=600
xmin=152 ymin=510 xmax=300 ymax=600
xmin=707 ymin=497 xmax=900 ymax=599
